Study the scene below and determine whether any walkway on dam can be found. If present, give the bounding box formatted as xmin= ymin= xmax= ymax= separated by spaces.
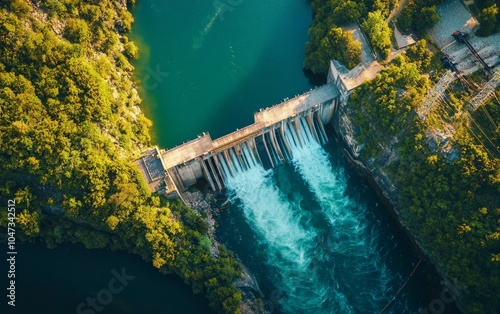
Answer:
xmin=161 ymin=83 xmax=339 ymax=169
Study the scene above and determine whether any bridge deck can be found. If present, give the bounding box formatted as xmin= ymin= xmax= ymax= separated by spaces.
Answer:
xmin=161 ymin=83 xmax=339 ymax=169
xmin=211 ymin=123 xmax=264 ymax=152
xmin=255 ymin=84 xmax=339 ymax=126
xmin=161 ymin=135 xmax=213 ymax=169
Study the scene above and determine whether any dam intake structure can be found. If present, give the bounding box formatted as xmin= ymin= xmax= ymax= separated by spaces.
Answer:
xmin=136 ymin=62 xmax=350 ymax=196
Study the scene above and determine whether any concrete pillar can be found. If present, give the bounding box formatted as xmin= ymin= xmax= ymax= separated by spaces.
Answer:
xmin=168 ymin=167 xmax=186 ymax=192
xmin=269 ymin=128 xmax=284 ymax=163
xmin=315 ymin=110 xmax=328 ymax=143
xmin=279 ymin=121 xmax=292 ymax=159
xmin=222 ymin=150 xmax=236 ymax=176
xmin=233 ymin=145 xmax=246 ymax=171
xmin=200 ymin=157 xmax=216 ymax=192
xmin=293 ymin=119 xmax=302 ymax=146
xmin=306 ymin=111 xmax=320 ymax=143
xmin=208 ymin=156 xmax=224 ymax=189
xmin=261 ymin=133 xmax=275 ymax=168
xmin=249 ymin=138 xmax=263 ymax=167
xmin=212 ymin=155 xmax=227 ymax=186
xmin=321 ymin=99 xmax=336 ymax=124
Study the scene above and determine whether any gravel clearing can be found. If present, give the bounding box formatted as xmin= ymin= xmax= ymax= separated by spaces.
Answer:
xmin=429 ymin=0 xmax=478 ymax=47
xmin=429 ymin=0 xmax=499 ymax=72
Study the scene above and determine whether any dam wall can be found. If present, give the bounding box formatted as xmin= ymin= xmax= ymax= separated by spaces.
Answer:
xmin=137 ymin=62 xmax=353 ymax=194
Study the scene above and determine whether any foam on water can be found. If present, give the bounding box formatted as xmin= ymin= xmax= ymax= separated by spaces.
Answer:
xmin=224 ymin=157 xmax=351 ymax=313
xmin=284 ymin=118 xmax=395 ymax=312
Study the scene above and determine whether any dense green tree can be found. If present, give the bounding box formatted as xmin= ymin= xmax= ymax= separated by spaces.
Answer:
xmin=332 ymin=0 xmax=367 ymax=24
xmin=419 ymin=6 xmax=440 ymax=32
xmin=361 ymin=10 xmax=392 ymax=59
xmin=16 ymin=209 xmax=41 ymax=238
xmin=304 ymin=0 xmax=393 ymax=73
xmin=305 ymin=26 xmax=362 ymax=72
xmin=64 ymin=18 xmax=90 ymax=43
xmin=124 ymin=41 xmax=139 ymax=59
xmin=405 ymin=39 xmax=433 ymax=72
xmin=478 ymin=4 xmax=499 ymax=36
xmin=0 ymin=1 xmax=244 ymax=312
xmin=105 ymin=215 xmax=120 ymax=231
xmin=9 ymin=0 xmax=29 ymax=15
xmin=371 ymin=0 xmax=398 ymax=17
xmin=396 ymin=0 xmax=443 ymax=35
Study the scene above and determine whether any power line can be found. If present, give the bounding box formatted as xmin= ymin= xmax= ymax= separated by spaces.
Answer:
xmin=480 ymin=105 xmax=497 ymax=130
xmin=379 ymin=259 xmax=422 ymax=314
xmin=463 ymin=122 xmax=495 ymax=160
xmin=466 ymin=112 xmax=500 ymax=156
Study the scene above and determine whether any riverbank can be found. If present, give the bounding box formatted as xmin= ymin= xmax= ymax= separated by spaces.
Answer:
xmin=182 ymin=189 xmax=264 ymax=313
xmin=331 ymin=98 xmax=465 ymax=313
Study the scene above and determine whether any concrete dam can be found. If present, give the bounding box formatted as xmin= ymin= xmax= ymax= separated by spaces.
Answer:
xmin=136 ymin=62 xmax=350 ymax=195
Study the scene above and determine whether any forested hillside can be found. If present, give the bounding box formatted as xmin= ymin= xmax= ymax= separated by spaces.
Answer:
xmin=305 ymin=1 xmax=499 ymax=312
xmin=0 ymin=1 xmax=243 ymax=312
xmin=304 ymin=0 xmax=443 ymax=73
xmin=345 ymin=44 xmax=500 ymax=313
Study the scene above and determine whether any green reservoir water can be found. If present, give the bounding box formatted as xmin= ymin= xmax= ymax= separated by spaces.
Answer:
xmin=131 ymin=0 xmax=320 ymax=147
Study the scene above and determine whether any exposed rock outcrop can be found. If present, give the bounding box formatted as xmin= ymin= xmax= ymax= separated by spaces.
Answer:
xmin=182 ymin=189 xmax=264 ymax=313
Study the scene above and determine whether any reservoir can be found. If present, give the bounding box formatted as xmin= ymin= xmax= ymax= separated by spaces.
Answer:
xmin=130 ymin=0 xmax=320 ymax=147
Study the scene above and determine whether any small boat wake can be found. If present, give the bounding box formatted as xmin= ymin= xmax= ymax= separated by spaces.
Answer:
xmin=192 ymin=7 xmax=223 ymax=50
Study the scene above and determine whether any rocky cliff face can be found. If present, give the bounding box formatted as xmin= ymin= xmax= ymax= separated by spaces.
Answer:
xmin=182 ymin=189 xmax=265 ymax=313
xmin=331 ymin=107 xmax=468 ymax=312
xmin=332 ymin=109 xmax=400 ymax=217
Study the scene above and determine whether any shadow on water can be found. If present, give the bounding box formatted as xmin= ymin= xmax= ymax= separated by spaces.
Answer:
xmin=303 ymin=68 xmax=327 ymax=86
xmin=0 ymin=243 xmax=213 ymax=314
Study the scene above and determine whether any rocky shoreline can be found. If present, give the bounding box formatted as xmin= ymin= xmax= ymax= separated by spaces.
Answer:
xmin=182 ymin=189 xmax=264 ymax=313
xmin=330 ymin=110 xmax=465 ymax=312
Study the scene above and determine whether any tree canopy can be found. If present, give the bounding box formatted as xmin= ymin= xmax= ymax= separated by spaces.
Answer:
xmin=396 ymin=0 xmax=444 ymax=35
xmin=476 ymin=1 xmax=500 ymax=36
xmin=303 ymin=0 xmax=390 ymax=73
xmin=346 ymin=42 xmax=500 ymax=313
xmin=0 ymin=0 xmax=243 ymax=312
xmin=361 ymin=10 xmax=392 ymax=59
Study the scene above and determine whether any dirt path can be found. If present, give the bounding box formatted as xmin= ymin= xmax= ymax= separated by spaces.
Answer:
xmin=387 ymin=0 xmax=408 ymax=23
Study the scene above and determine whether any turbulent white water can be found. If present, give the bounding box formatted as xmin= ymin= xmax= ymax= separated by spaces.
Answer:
xmin=223 ymin=118 xmax=398 ymax=313
xmin=223 ymin=145 xmax=354 ymax=313
xmin=285 ymin=118 xmax=395 ymax=312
